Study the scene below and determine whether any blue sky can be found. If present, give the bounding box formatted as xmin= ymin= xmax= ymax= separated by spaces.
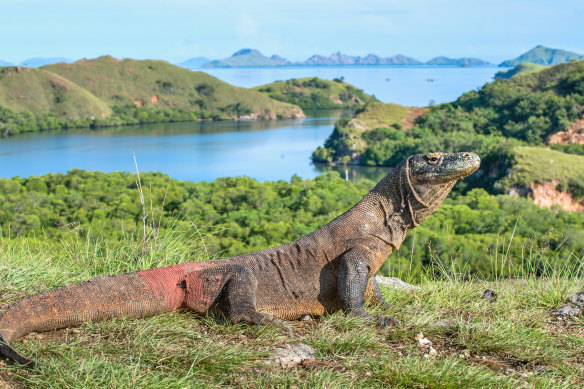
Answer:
xmin=1 ymin=0 xmax=582 ymax=64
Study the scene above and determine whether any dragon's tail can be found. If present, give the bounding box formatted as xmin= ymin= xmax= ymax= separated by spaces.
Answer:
xmin=0 ymin=335 xmax=35 ymax=367
xmin=0 ymin=272 xmax=169 ymax=367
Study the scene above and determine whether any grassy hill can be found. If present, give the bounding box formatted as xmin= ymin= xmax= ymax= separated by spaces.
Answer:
xmin=0 ymin=66 xmax=112 ymax=119
xmin=497 ymin=147 xmax=584 ymax=200
xmin=494 ymin=63 xmax=547 ymax=79
xmin=499 ymin=45 xmax=583 ymax=67
xmin=255 ymin=77 xmax=377 ymax=110
xmin=44 ymin=56 xmax=301 ymax=117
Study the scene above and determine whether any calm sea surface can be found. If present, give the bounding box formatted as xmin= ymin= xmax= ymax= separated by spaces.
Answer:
xmin=1 ymin=66 xmax=502 ymax=182
xmin=0 ymin=117 xmax=388 ymax=182
xmin=204 ymin=65 xmax=501 ymax=106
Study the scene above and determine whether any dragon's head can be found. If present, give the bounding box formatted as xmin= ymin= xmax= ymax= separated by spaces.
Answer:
xmin=399 ymin=152 xmax=481 ymax=225
xmin=408 ymin=152 xmax=480 ymax=185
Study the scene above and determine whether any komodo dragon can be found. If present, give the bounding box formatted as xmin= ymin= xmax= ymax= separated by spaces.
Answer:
xmin=0 ymin=151 xmax=480 ymax=366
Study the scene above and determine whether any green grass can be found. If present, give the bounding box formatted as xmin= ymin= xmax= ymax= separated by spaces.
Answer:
xmin=0 ymin=230 xmax=583 ymax=388
xmin=0 ymin=67 xmax=111 ymax=118
xmin=348 ymin=101 xmax=415 ymax=130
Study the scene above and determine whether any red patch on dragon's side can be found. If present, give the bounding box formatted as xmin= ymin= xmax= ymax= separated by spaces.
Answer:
xmin=183 ymin=272 xmax=225 ymax=312
xmin=139 ymin=262 xmax=203 ymax=311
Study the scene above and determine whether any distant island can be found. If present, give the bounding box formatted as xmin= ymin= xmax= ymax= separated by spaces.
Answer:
xmin=494 ymin=46 xmax=584 ymax=79
xmin=178 ymin=56 xmax=210 ymax=69
xmin=179 ymin=48 xmax=492 ymax=69
xmin=498 ymin=45 xmax=583 ymax=67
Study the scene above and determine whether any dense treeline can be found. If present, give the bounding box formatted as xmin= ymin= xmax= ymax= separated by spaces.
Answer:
xmin=1 ymin=170 xmax=582 ymax=278
xmin=0 ymin=105 xmax=234 ymax=136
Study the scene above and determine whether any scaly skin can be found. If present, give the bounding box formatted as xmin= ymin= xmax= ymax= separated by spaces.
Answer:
xmin=0 ymin=152 xmax=480 ymax=367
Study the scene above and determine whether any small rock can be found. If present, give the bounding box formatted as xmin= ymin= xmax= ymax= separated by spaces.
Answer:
xmin=568 ymin=291 xmax=584 ymax=307
xmin=418 ymin=338 xmax=432 ymax=347
xmin=299 ymin=315 xmax=313 ymax=321
xmin=375 ymin=276 xmax=421 ymax=291
xmin=269 ymin=343 xmax=316 ymax=368
xmin=415 ymin=333 xmax=437 ymax=356
xmin=435 ymin=318 xmax=458 ymax=330
xmin=459 ymin=350 xmax=471 ymax=359
xmin=483 ymin=289 xmax=497 ymax=301
xmin=552 ymin=304 xmax=582 ymax=317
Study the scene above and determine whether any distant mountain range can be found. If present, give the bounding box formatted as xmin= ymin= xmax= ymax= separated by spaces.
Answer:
xmin=499 ymin=45 xmax=583 ymax=67
xmin=20 ymin=57 xmax=74 ymax=67
xmin=178 ymin=56 xmax=210 ymax=69
xmin=178 ymin=49 xmax=492 ymax=69
xmin=3 ymin=45 xmax=582 ymax=71
xmin=0 ymin=57 xmax=74 ymax=68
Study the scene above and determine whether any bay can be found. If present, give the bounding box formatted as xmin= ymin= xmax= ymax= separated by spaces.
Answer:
xmin=0 ymin=116 xmax=387 ymax=182
xmin=203 ymin=65 xmax=502 ymax=107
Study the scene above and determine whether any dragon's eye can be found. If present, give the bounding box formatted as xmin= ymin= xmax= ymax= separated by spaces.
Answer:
xmin=427 ymin=154 xmax=441 ymax=164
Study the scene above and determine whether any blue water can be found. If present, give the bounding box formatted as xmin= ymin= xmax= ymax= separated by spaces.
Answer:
xmin=203 ymin=66 xmax=502 ymax=107
xmin=0 ymin=117 xmax=372 ymax=182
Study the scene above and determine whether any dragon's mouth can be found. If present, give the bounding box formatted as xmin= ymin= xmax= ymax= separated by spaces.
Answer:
xmin=441 ymin=152 xmax=481 ymax=180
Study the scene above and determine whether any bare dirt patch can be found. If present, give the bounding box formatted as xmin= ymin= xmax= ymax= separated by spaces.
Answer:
xmin=401 ymin=107 xmax=427 ymax=130
xmin=530 ymin=180 xmax=584 ymax=212
xmin=548 ymin=117 xmax=584 ymax=145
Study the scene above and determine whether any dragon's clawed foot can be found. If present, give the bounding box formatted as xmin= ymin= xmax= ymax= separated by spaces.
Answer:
xmin=375 ymin=315 xmax=401 ymax=327
xmin=235 ymin=312 xmax=293 ymax=335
